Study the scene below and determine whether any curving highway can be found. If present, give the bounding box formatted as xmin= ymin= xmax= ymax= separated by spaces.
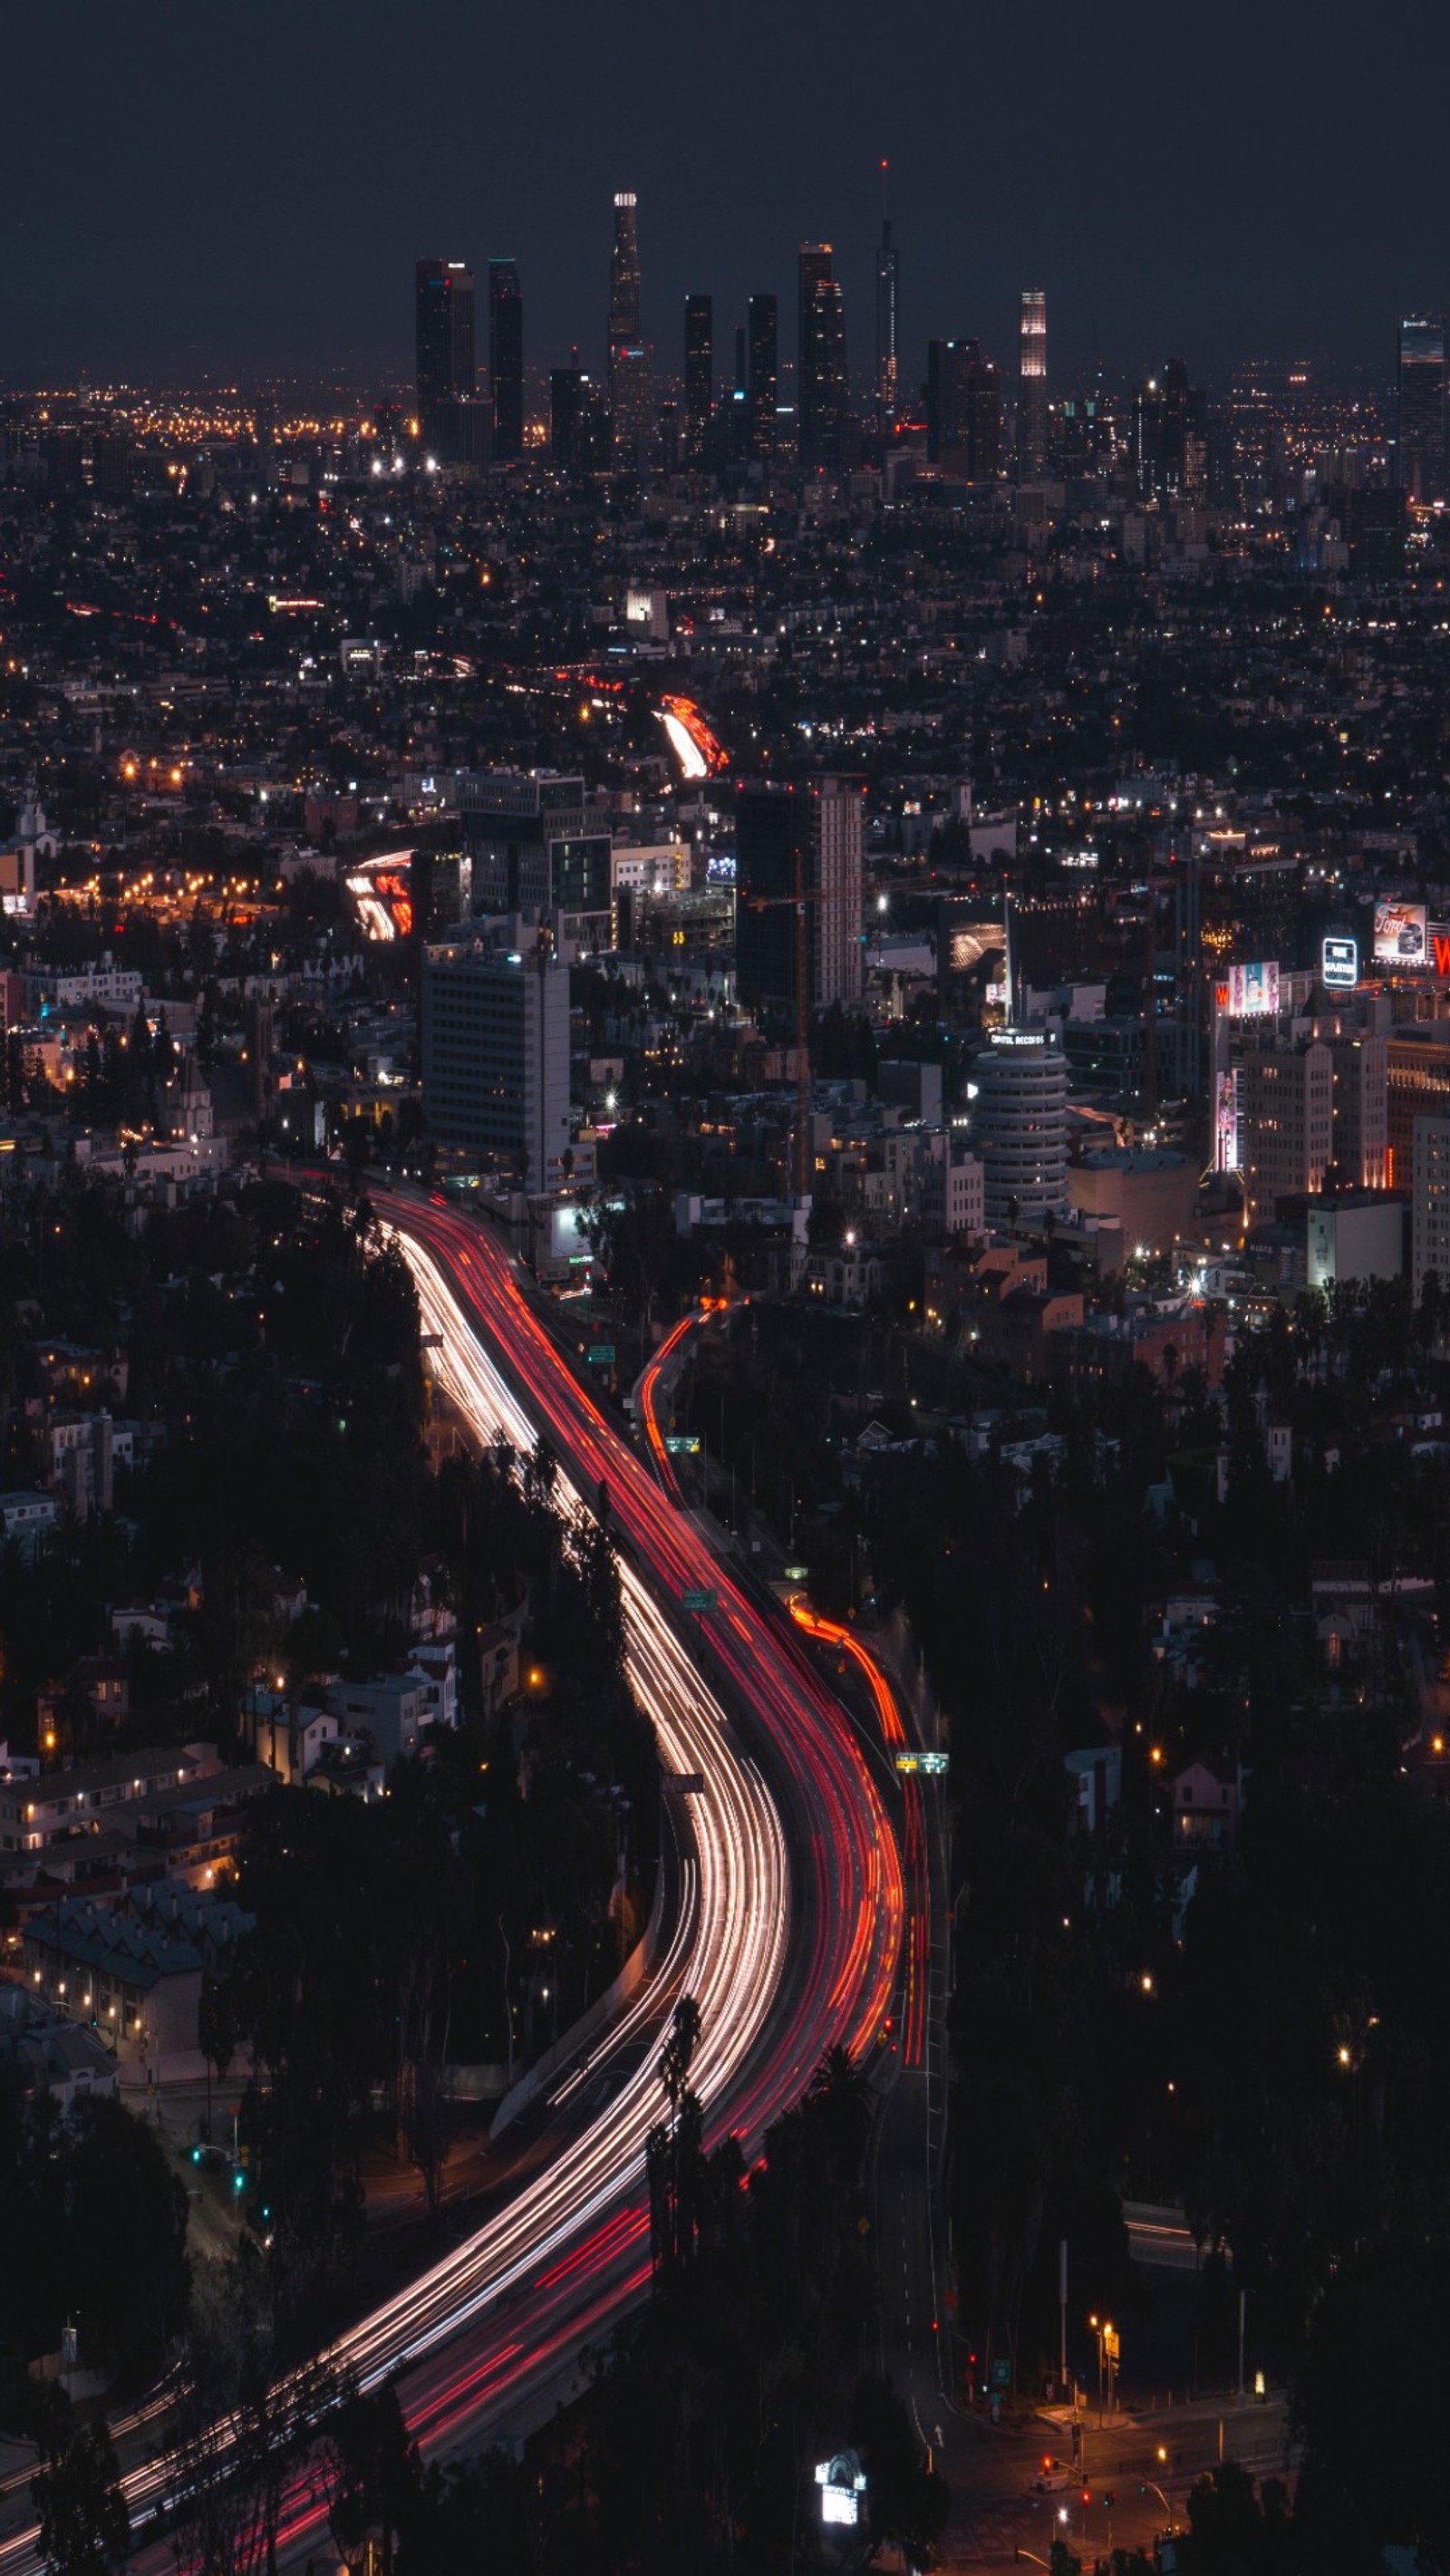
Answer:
xmin=0 ymin=1189 xmax=904 ymax=2572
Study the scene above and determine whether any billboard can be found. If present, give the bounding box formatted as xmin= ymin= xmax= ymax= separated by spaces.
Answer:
xmin=1375 ymin=901 xmax=1428 ymax=967
xmin=815 ymin=2457 xmax=866 ymax=2529
xmin=1321 ymin=935 xmax=1358 ymax=992
xmin=1214 ymin=1069 xmax=1240 ymax=1174
xmin=1220 ymin=960 xmax=1280 ymax=1018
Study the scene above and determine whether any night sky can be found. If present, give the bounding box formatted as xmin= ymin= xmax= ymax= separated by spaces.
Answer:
xmin=5 ymin=0 xmax=1447 ymax=395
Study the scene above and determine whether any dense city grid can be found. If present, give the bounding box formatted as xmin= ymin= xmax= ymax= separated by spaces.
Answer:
xmin=2 ymin=150 xmax=1450 ymax=2576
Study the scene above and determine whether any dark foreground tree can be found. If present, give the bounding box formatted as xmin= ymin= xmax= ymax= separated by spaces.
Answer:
xmin=32 ymin=2407 xmax=128 ymax=2576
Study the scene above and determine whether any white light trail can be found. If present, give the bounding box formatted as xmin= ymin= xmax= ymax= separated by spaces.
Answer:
xmin=0 ymin=1230 xmax=794 ymax=2576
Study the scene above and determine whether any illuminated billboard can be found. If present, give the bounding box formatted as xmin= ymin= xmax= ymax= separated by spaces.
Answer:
xmin=816 ymin=2456 xmax=866 ymax=2528
xmin=1214 ymin=1069 xmax=1240 ymax=1174
xmin=1375 ymin=901 xmax=1428 ymax=967
xmin=1221 ymin=960 xmax=1280 ymax=1018
xmin=1321 ymin=935 xmax=1358 ymax=992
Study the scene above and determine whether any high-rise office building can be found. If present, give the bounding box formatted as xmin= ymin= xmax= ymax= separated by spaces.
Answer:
xmin=420 ymin=928 xmax=570 ymax=1185
xmin=747 ymin=293 xmax=778 ymax=460
xmin=549 ymin=363 xmax=610 ymax=474
xmin=416 ymin=257 xmax=477 ymax=433
xmin=608 ymin=191 xmax=651 ymax=462
xmin=684 ymin=295 xmax=713 ymax=466
xmin=451 ymin=768 xmax=589 ymax=913
xmin=926 ymin=338 xmax=1001 ymax=480
xmin=736 ymin=778 xmax=864 ymax=1015
xmin=1018 ymin=286 xmax=1048 ymax=476
xmin=798 ymin=243 xmax=848 ymax=471
xmin=1291 ymin=1005 xmax=1390 ymax=1190
xmin=1412 ymin=1114 xmax=1450 ymax=1298
xmin=875 ymin=163 xmax=898 ymax=427
xmin=972 ymin=1028 xmax=1069 ymax=1227
xmin=1397 ymin=314 xmax=1446 ymax=499
xmin=1133 ymin=358 xmax=1207 ymax=499
xmin=1232 ymin=1038 xmax=1335 ymax=1217
xmin=488 ymin=260 xmax=524 ymax=463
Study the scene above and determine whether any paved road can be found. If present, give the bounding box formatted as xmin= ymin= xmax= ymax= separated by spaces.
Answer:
xmin=0 ymin=1192 xmax=907 ymax=2576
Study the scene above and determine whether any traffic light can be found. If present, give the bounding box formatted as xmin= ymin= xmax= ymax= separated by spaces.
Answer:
xmin=232 ymin=2168 xmax=245 ymax=2193
xmin=1105 ymin=2491 xmax=1116 ymax=2507
xmin=1082 ymin=2488 xmax=1091 ymax=2507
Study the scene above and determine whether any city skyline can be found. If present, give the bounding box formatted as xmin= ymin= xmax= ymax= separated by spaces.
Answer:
xmin=5 ymin=0 xmax=1450 ymax=390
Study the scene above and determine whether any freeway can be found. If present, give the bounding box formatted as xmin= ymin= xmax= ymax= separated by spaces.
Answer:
xmin=636 ymin=1307 xmax=958 ymax=2494
xmin=0 ymin=1188 xmax=904 ymax=2573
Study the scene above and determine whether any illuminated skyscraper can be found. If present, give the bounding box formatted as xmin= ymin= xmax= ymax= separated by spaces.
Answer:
xmin=550 ymin=362 xmax=610 ymax=474
xmin=488 ymin=260 xmax=524 ymax=463
xmin=416 ymin=258 xmax=477 ymax=424
xmin=415 ymin=258 xmax=486 ymax=467
xmin=1133 ymin=358 xmax=1206 ymax=499
xmin=1397 ymin=314 xmax=1446 ymax=499
xmin=608 ymin=191 xmax=651 ymax=462
xmin=684 ymin=295 xmax=713 ymax=465
xmin=798 ymin=243 xmax=847 ymax=471
xmin=875 ymin=161 xmax=899 ymax=427
xmin=1018 ymin=286 xmax=1048 ymax=475
xmin=926 ymin=338 xmax=1000 ymax=480
xmin=747 ymin=293 xmax=778 ymax=460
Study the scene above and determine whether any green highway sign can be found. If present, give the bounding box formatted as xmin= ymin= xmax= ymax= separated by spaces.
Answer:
xmin=587 ymin=1345 xmax=616 ymax=1365
xmin=682 ymin=1587 xmax=719 ymax=1614
xmin=896 ymin=1750 xmax=949 ymax=1777
xmin=991 ymin=2358 xmax=1011 ymax=2389
xmin=664 ymin=1434 xmax=701 ymax=1455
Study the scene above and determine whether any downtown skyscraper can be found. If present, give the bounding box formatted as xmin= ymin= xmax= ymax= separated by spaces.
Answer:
xmin=684 ymin=294 xmax=713 ymax=465
xmin=415 ymin=258 xmax=476 ymax=420
xmin=875 ymin=162 xmax=898 ymax=428
xmin=415 ymin=258 xmax=485 ymax=466
xmin=798 ymin=243 xmax=847 ymax=472
xmin=747 ymin=293 xmax=778 ymax=461
xmin=1397 ymin=313 xmax=1446 ymax=499
xmin=608 ymin=192 xmax=651 ymax=465
xmin=926 ymin=338 xmax=1001 ymax=481
xmin=488 ymin=259 xmax=524 ymax=463
xmin=1018 ymin=286 xmax=1048 ymax=475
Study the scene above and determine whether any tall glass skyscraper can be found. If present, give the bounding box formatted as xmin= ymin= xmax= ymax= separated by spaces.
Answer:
xmin=415 ymin=259 xmax=476 ymax=425
xmin=1397 ymin=314 xmax=1446 ymax=499
xmin=926 ymin=338 xmax=1000 ymax=480
xmin=414 ymin=258 xmax=485 ymax=467
xmin=875 ymin=164 xmax=898 ymax=428
xmin=684 ymin=294 xmax=713 ymax=465
xmin=1018 ymin=286 xmax=1048 ymax=476
xmin=747 ymin=293 xmax=778 ymax=460
xmin=608 ymin=192 xmax=651 ymax=462
xmin=798 ymin=243 xmax=847 ymax=471
xmin=488 ymin=260 xmax=524 ymax=463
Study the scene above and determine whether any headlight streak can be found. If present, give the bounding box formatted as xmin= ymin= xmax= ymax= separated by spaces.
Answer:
xmin=0 ymin=1196 xmax=903 ymax=2576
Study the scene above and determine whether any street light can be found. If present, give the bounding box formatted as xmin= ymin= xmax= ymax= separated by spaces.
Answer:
xmin=1143 ymin=2470 xmax=1174 ymax=2530
xmin=1088 ymin=2316 xmax=1118 ymax=2426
